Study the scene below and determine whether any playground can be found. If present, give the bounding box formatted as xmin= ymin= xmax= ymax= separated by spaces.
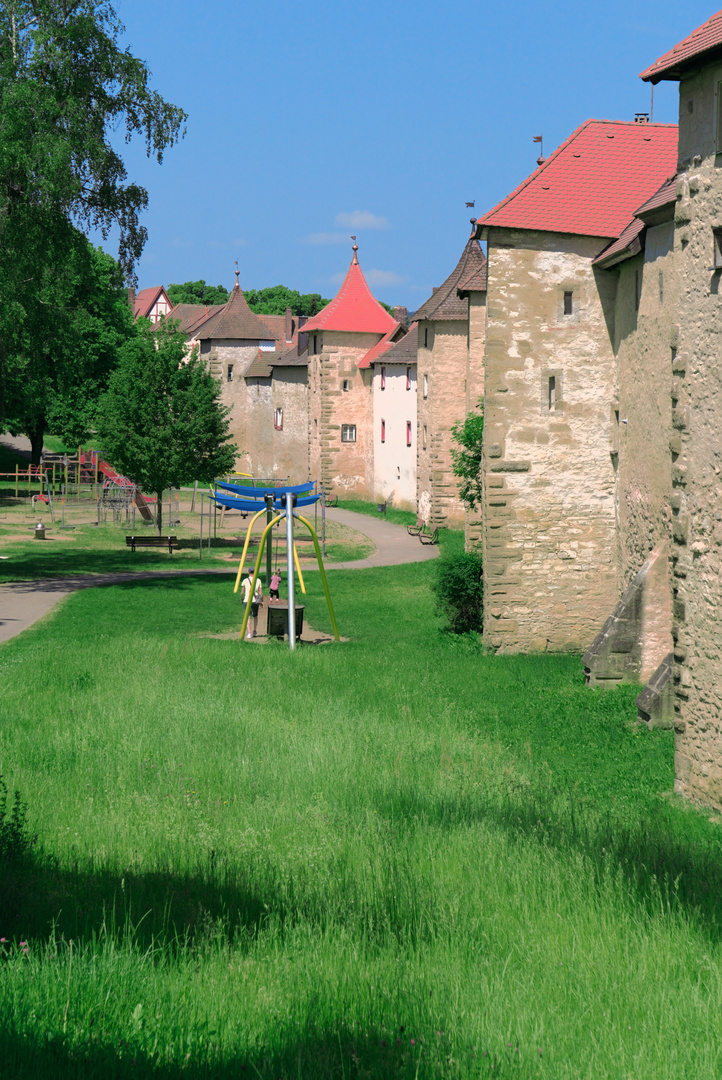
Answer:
xmin=2 ymin=440 xmax=722 ymax=1078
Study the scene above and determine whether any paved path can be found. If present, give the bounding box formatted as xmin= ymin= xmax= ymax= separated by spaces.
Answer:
xmin=0 ymin=509 xmax=437 ymax=645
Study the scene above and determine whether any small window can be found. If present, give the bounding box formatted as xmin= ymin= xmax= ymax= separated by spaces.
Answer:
xmin=406 ymin=367 xmax=411 ymax=390
xmin=548 ymin=375 xmax=557 ymax=411
xmin=714 ymin=229 xmax=722 ymax=269
xmin=342 ymin=379 xmax=350 ymax=392
xmin=406 ymin=421 xmax=412 ymax=447
xmin=227 ymin=364 xmax=234 ymax=382
xmin=341 ymin=424 xmax=356 ymax=443
xmin=313 ymin=334 xmax=318 ymax=355
xmin=380 ymin=367 xmax=386 ymax=390
xmin=423 ymin=327 xmax=429 ymax=348
xmin=563 ymin=291 xmax=573 ymax=315
xmin=274 ymin=408 xmax=283 ymax=430
xmin=381 ymin=419 xmax=386 ymax=443
xmin=422 ymin=425 xmax=427 ymax=449
xmin=423 ymin=374 xmax=428 ymax=399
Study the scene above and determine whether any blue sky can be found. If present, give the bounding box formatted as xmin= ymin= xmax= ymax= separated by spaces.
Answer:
xmin=105 ymin=0 xmax=714 ymax=308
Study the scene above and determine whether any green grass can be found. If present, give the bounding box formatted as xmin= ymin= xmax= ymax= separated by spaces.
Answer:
xmin=1 ymin=548 xmax=722 ymax=1077
xmin=336 ymin=497 xmax=418 ymax=529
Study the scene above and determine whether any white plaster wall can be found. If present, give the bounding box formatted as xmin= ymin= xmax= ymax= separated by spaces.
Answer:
xmin=372 ymin=363 xmax=417 ymax=509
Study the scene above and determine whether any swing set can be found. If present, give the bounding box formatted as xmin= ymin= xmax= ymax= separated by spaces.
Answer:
xmin=210 ymin=481 xmax=339 ymax=650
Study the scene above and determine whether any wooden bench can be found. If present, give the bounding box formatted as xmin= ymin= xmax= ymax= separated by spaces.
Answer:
xmin=407 ymin=518 xmax=425 ymax=536
xmin=419 ymin=528 xmax=439 ymax=546
xmin=125 ymin=535 xmax=178 ymax=554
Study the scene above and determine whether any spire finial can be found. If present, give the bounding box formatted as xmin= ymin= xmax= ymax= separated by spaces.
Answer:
xmin=234 ymin=259 xmax=240 ymax=288
xmin=351 ymin=235 xmax=358 ymax=263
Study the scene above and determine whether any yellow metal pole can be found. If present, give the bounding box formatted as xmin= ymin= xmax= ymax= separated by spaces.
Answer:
xmin=292 ymin=541 xmax=306 ymax=594
xmin=239 ymin=514 xmax=282 ymax=640
xmin=233 ymin=507 xmax=268 ymax=593
xmin=297 ymin=514 xmax=340 ymax=641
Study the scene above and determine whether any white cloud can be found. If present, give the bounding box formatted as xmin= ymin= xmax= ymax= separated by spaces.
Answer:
xmin=301 ymin=232 xmax=350 ymax=245
xmin=335 ymin=210 xmax=390 ymax=230
xmin=364 ymin=269 xmax=405 ymax=287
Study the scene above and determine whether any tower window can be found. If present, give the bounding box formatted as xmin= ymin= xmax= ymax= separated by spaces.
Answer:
xmin=548 ymin=376 xmax=557 ymax=411
xmin=422 ymin=425 xmax=427 ymax=449
xmin=406 ymin=367 xmax=411 ymax=390
xmin=274 ymin=408 xmax=283 ymax=430
xmin=313 ymin=334 xmax=318 ymax=354
xmin=227 ymin=364 xmax=234 ymax=382
xmin=381 ymin=419 xmax=386 ymax=443
xmin=406 ymin=421 xmax=412 ymax=447
xmin=342 ymin=379 xmax=350 ymax=392
xmin=714 ymin=228 xmax=722 ymax=269
xmin=563 ymin=291 xmax=573 ymax=315
xmin=341 ymin=424 xmax=356 ymax=443
xmin=380 ymin=367 xmax=386 ymax=390
xmin=424 ymin=327 xmax=429 ymax=348
xmin=423 ymin=374 xmax=428 ymax=399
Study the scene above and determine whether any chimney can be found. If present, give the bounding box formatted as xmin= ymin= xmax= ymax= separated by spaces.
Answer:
xmin=284 ymin=306 xmax=293 ymax=343
xmin=634 ymin=112 xmax=650 ymax=124
xmin=393 ymin=306 xmax=408 ymax=328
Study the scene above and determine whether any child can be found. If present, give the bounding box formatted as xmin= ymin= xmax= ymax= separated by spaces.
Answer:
xmin=241 ymin=573 xmax=264 ymax=638
xmin=269 ymin=570 xmax=282 ymax=603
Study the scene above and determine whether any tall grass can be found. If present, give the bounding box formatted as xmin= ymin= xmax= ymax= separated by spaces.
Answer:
xmin=1 ymin=558 xmax=721 ymax=1076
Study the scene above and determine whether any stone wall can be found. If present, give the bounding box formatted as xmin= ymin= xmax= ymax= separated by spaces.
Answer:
xmin=210 ymin=341 xmax=262 ymax=473
xmin=269 ymin=366 xmax=309 ymax=483
xmin=613 ymin=228 xmax=676 ymax=586
xmin=416 ymin=318 xmax=469 ymax=528
xmin=308 ymin=331 xmax=380 ymax=497
xmin=373 ymin=362 xmax=417 ymax=510
xmin=481 ymin=229 xmax=620 ymax=653
xmin=667 ymin=61 xmax=722 ymax=809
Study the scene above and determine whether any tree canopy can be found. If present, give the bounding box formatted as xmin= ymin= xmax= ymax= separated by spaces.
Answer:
xmin=0 ymin=1 xmax=186 ymax=277
xmin=167 ymin=281 xmax=230 ymax=308
xmin=244 ymin=285 xmax=331 ymax=317
xmin=0 ymin=1 xmax=186 ymax=448
xmin=97 ymin=322 xmax=237 ymax=533
xmin=3 ymin=230 xmax=133 ymax=462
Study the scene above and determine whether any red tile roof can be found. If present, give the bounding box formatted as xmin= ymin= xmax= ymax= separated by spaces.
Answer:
xmin=302 ymin=248 xmax=399 ymax=335
xmin=477 ymin=120 xmax=678 ymax=240
xmin=358 ymin=325 xmax=407 ymax=369
xmin=134 ymin=286 xmax=170 ymax=319
xmin=592 ymin=218 xmax=645 ymax=268
xmin=640 ymin=10 xmax=722 ymax=83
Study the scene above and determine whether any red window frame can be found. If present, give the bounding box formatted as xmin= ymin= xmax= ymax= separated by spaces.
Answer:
xmin=381 ymin=419 xmax=386 ymax=443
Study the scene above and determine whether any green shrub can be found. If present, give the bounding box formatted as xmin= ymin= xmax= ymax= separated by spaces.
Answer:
xmin=433 ymin=550 xmax=483 ymax=633
xmin=0 ymin=775 xmax=30 ymax=862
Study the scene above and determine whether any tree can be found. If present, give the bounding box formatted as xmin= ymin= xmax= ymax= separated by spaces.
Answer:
xmin=244 ymin=285 xmax=331 ymax=317
xmin=0 ymin=1 xmax=186 ymax=277
xmin=167 ymin=281 xmax=229 ymax=308
xmin=450 ymin=401 xmax=484 ymax=513
xmin=0 ymin=1 xmax=186 ymax=440
xmin=3 ymin=229 xmax=133 ymax=462
xmin=97 ymin=321 xmax=237 ymax=534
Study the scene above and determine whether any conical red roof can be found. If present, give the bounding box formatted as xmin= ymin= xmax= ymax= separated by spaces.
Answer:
xmin=303 ymin=248 xmax=398 ymax=335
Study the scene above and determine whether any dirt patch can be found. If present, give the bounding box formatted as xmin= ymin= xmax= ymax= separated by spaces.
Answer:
xmin=198 ymin=619 xmax=348 ymax=645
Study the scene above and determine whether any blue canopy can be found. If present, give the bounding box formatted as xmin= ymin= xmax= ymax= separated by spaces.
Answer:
xmin=211 ymin=491 xmax=321 ymax=512
xmin=216 ymin=480 xmax=315 ymax=498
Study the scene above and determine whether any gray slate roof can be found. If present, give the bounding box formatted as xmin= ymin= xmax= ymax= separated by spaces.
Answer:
xmin=414 ymin=237 xmax=487 ymax=321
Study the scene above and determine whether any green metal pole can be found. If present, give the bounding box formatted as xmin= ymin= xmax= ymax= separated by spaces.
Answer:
xmin=297 ymin=514 xmax=340 ymax=642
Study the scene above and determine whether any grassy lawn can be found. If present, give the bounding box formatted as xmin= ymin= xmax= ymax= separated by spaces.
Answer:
xmin=336 ymin=497 xmax=418 ymax=530
xmin=1 ymin=537 xmax=722 ymax=1077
